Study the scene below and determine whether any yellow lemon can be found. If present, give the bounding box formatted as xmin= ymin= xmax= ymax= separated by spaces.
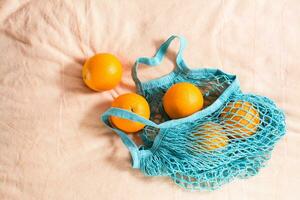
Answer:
xmin=193 ymin=122 xmax=228 ymax=151
xmin=220 ymin=100 xmax=260 ymax=138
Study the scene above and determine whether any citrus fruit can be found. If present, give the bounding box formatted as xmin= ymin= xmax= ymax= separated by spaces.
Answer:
xmin=82 ymin=53 xmax=122 ymax=91
xmin=110 ymin=93 xmax=150 ymax=133
xmin=220 ymin=100 xmax=260 ymax=138
xmin=163 ymin=82 xmax=204 ymax=119
xmin=193 ymin=122 xmax=228 ymax=151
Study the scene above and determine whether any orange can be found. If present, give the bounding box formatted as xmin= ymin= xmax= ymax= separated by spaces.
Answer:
xmin=220 ymin=100 xmax=260 ymax=138
xmin=163 ymin=82 xmax=204 ymax=119
xmin=82 ymin=53 xmax=122 ymax=91
xmin=110 ymin=93 xmax=150 ymax=133
xmin=193 ymin=122 xmax=228 ymax=151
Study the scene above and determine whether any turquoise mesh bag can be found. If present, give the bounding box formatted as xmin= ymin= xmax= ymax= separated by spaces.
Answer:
xmin=101 ymin=36 xmax=286 ymax=191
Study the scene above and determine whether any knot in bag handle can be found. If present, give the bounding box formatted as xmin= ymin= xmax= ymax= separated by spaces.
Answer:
xmin=101 ymin=107 xmax=158 ymax=168
xmin=132 ymin=35 xmax=189 ymax=94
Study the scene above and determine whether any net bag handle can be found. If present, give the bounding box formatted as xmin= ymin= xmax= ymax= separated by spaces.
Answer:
xmin=101 ymin=107 xmax=158 ymax=168
xmin=132 ymin=35 xmax=189 ymax=93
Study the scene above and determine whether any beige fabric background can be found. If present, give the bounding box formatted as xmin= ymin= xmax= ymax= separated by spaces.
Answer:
xmin=0 ymin=0 xmax=299 ymax=199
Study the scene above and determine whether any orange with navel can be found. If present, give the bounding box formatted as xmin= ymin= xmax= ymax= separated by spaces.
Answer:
xmin=163 ymin=82 xmax=204 ymax=119
xmin=110 ymin=93 xmax=150 ymax=133
xmin=82 ymin=53 xmax=122 ymax=91
xmin=220 ymin=100 xmax=260 ymax=138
